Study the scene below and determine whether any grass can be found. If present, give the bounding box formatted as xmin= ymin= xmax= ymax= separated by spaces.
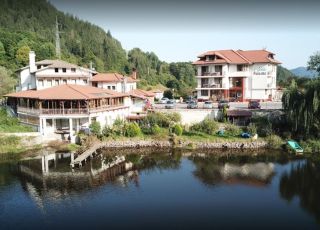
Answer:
xmin=0 ymin=108 xmax=34 ymax=133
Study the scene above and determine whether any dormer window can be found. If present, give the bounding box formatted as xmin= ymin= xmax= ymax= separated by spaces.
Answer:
xmin=37 ymin=65 xmax=41 ymax=70
xmin=268 ymin=54 xmax=274 ymax=59
xmin=55 ymin=68 xmax=58 ymax=73
xmin=62 ymin=68 xmax=66 ymax=73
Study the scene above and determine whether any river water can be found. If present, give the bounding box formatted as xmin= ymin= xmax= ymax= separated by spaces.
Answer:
xmin=0 ymin=149 xmax=319 ymax=230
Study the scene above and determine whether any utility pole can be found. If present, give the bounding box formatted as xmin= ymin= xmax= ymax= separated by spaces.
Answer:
xmin=55 ymin=16 xmax=62 ymax=59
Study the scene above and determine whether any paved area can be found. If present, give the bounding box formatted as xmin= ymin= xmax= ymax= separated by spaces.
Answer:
xmin=154 ymin=101 xmax=282 ymax=110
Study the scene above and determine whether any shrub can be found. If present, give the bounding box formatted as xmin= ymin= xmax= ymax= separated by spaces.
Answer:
xmin=102 ymin=125 xmax=113 ymax=137
xmin=142 ymin=112 xmax=181 ymax=128
xmin=190 ymin=118 xmax=218 ymax=135
xmin=247 ymin=123 xmax=257 ymax=135
xmin=124 ymin=122 xmax=141 ymax=137
xmin=112 ymin=118 xmax=126 ymax=136
xmin=267 ymin=134 xmax=284 ymax=149
xmin=150 ymin=124 xmax=161 ymax=135
xmin=173 ymin=124 xmax=183 ymax=136
xmin=225 ymin=123 xmax=242 ymax=136
xmin=89 ymin=121 xmax=101 ymax=136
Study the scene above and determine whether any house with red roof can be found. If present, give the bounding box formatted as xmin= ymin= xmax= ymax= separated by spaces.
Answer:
xmin=193 ymin=49 xmax=281 ymax=102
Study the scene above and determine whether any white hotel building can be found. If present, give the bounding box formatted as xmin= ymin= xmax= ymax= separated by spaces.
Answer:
xmin=193 ymin=49 xmax=281 ymax=102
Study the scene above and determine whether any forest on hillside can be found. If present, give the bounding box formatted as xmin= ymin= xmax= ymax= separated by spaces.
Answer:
xmin=0 ymin=0 xmax=196 ymax=97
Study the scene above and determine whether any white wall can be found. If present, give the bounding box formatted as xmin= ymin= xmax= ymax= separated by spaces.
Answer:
xmin=19 ymin=69 xmax=36 ymax=91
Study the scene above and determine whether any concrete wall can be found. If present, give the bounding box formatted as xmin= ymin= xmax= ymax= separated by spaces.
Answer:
xmin=163 ymin=109 xmax=219 ymax=125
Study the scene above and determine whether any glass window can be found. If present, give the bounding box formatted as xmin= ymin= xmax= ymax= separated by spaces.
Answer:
xmin=63 ymin=80 xmax=67 ymax=84
xmin=112 ymin=86 xmax=116 ymax=90
xmin=201 ymin=90 xmax=208 ymax=96
xmin=55 ymin=80 xmax=59 ymax=85
xmin=71 ymin=68 xmax=76 ymax=73
xmin=55 ymin=68 xmax=59 ymax=73
xmin=62 ymin=68 xmax=66 ymax=73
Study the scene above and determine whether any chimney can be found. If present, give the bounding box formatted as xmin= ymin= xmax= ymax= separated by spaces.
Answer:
xmin=29 ymin=51 xmax=36 ymax=73
xmin=132 ymin=68 xmax=137 ymax=80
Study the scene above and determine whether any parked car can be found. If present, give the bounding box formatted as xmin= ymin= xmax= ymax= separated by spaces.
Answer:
xmin=203 ymin=101 xmax=213 ymax=109
xmin=218 ymin=100 xmax=230 ymax=109
xmin=187 ymin=100 xmax=198 ymax=109
xmin=248 ymin=100 xmax=261 ymax=109
xmin=159 ymin=97 xmax=169 ymax=104
xmin=165 ymin=100 xmax=176 ymax=109
xmin=185 ymin=96 xmax=195 ymax=104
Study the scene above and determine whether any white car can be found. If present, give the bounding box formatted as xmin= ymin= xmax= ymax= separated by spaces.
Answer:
xmin=203 ymin=101 xmax=213 ymax=109
xmin=159 ymin=97 xmax=169 ymax=104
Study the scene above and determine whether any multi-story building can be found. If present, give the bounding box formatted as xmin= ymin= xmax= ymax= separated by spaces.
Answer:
xmin=6 ymin=51 xmax=152 ymax=142
xmin=16 ymin=51 xmax=96 ymax=91
xmin=193 ymin=49 xmax=281 ymax=102
xmin=90 ymin=72 xmax=138 ymax=93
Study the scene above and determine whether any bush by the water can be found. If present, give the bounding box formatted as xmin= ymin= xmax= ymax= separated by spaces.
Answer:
xmin=266 ymin=134 xmax=284 ymax=149
xmin=190 ymin=118 xmax=218 ymax=135
xmin=142 ymin=112 xmax=181 ymax=128
xmin=89 ymin=121 xmax=101 ymax=135
xmin=246 ymin=123 xmax=257 ymax=135
xmin=173 ymin=124 xmax=183 ymax=136
xmin=124 ymin=122 xmax=141 ymax=137
xmin=224 ymin=123 xmax=242 ymax=136
xmin=150 ymin=124 xmax=161 ymax=135
xmin=301 ymin=140 xmax=320 ymax=153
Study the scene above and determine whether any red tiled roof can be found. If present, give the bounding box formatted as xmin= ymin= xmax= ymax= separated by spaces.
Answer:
xmin=194 ymin=49 xmax=281 ymax=65
xmin=129 ymin=89 xmax=155 ymax=98
xmin=91 ymin=73 xmax=137 ymax=83
xmin=5 ymin=84 xmax=127 ymax=100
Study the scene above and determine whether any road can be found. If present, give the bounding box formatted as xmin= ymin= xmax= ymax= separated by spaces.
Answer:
xmin=154 ymin=101 xmax=282 ymax=110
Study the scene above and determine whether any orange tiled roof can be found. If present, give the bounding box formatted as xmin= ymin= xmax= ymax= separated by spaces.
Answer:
xmin=5 ymin=84 xmax=127 ymax=100
xmin=194 ymin=49 xmax=281 ymax=65
xmin=91 ymin=73 xmax=137 ymax=83
xmin=128 ymin=89 xmax=155 ymax=99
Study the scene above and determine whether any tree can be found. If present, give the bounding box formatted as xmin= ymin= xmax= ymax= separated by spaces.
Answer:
xmin=308 ymin=52 xmax=320 ymax=75
xmin=163 ymin=90 xmax=173 ymax=99
xmin=15 ymin=45 xmax=30 ymax=66
xmin=0 ymin=66 xmax=16 ymax=96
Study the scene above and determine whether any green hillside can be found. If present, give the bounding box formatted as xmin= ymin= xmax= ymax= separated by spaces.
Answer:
xmin=0 ymin=0 xmax=196 ymax=97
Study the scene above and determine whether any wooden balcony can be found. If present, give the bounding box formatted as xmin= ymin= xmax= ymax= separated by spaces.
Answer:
xmin=17 ymin=106 xmax=89 ymax=115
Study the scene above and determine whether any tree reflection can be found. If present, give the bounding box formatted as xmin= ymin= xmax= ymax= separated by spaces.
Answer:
xmin=279 ymin=160 xmax=320 ymax=223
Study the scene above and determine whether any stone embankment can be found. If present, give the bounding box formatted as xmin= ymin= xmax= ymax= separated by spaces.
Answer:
xmin=101 ymin=139 xmax=268 ymax=150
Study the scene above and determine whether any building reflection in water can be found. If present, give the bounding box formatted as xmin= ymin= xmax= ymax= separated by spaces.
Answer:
xmin=189 ymin=153 xmax=275 ymax=187
xmin=17 ymin=151 xmax=139 ymax=209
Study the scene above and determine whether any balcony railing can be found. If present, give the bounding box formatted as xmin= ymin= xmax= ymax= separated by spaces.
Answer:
xmin=201 ymin=72 xmax=223 ymax=76
xmin=17 ymin=107 xmax=89 ymax=115
xmin=200 ymin=83 xmax=222 ymax=88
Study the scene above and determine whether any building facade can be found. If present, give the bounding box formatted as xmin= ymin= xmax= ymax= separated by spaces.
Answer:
xmin=193 ymin=50 xmax=281 ymax=102
xmin=6 ymin=84 xmax=130 ymax=142
xmin=17 ymin=51 xmax=95 ymax=91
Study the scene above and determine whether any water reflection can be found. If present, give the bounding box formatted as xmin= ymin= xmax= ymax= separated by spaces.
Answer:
xmin=280 ymin=159 xmax=320 ymax=223
xmin=189 ymin=154 xmax=275 ymax=186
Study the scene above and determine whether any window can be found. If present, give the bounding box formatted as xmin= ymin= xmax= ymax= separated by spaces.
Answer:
xmin=112 ymin=86 xmax=116 ymax=90
xmin=63 ymin=79 xmax=67 ymax=84
xmin=201 ymin=90 xmax=208 ymax=96
xmin=71 ymin=68 xmax=76 ymax=73
xmin=62 ymin=68 xmax=66 ymax=73
xmin=48 ymin=80 xmax=52 ymax=86
xmin=83 ymin=80 xmax=87 ymax=84
xmin=55 ymin=80 xmax=59 ymax=85
xmin=107 ymin=86 xmax=111 ymax=90
xmin=39 ymin=80 xmax=44 ymax=87
xmin=37 ymin=65 xmax=41 ymax=70
xmin=55 ymin=68 xmax=59 ymax=73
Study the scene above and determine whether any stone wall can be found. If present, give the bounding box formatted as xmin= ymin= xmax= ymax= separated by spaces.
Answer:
xmin=101 ymin=139 xmax=268 ymax=150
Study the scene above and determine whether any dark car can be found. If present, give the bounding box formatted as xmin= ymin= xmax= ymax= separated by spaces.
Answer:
xmin=187 ymin=100 xmax=198 ymax=109
xmin=185 ymin=96 xmax=195 ymax=104
xmin=218 ymin=100 xmax=230 ymax=109
xmin=248 ymin=100 xmax=261 ymax=109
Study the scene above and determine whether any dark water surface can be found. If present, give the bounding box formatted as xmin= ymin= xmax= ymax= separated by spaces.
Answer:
xmin=0 ymin=150 xmax=319 ymax=230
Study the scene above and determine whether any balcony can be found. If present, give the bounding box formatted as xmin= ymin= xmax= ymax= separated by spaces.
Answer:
xmin=197 ymin=72 xmax=223 ymax=78
xmin=17 ymin=106 xmax=89 ymax=115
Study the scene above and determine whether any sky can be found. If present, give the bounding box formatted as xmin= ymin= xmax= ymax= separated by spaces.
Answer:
xmin=49 ymin=0 xmax=320 ymax=69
